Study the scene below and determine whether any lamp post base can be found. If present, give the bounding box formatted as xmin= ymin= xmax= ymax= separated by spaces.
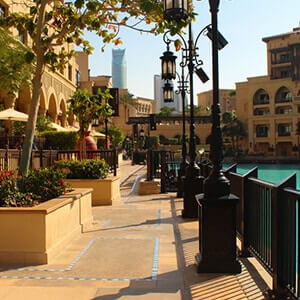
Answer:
xmin=182 ymin=163 xmax=204 ymax=218
xmin=195 ymin=193 xmax=241 ymax=274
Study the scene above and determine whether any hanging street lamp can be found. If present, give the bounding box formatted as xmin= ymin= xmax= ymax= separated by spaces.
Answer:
xmin=163 ymin=81 xmax=174 ymax=103
xmin=163 ymin=0 xmax=189 ymax=22
xmin=160 ymin=49 xmax=177 ymax=80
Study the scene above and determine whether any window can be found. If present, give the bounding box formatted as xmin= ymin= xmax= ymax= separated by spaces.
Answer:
xmin=275 ymin=106 xmax=293 ymax=114
xmin=280 ymin=54 xmax=289 ymax=63
xmin=68 ymin=65 xmax=72 ymax=81
xmin=0 ymin=4 xmax=6 ymax=17
xmin=280 ymin=70 xmax=290 ymax=78
xmin=278 ymin=124 xmax=291 ymax=136
xmin=275 ymin=87 xmax=293 ymax=103
xmin=256 ymin=125 xmax=269 ymax=137
xmin=253 ymin=89 xmax=270 ymax=105
xmin=18 ymin=30 xmax=27 ymax=44
xmin=75 ymin=69 xmax=80 ymax=86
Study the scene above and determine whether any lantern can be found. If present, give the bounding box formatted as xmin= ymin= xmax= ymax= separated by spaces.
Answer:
xmin=160 ymin=50 xmax=177 ymax=80
xmin=163 ymin=0 xmax=189 ymax=22
xmin=163 ymin=82 xmax=174 ymax=103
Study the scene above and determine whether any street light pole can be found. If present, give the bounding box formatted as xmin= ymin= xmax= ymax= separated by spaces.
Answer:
xmin=196 ymin=0 xmax=241 ymax=274
xmin=203 ymin=0 xmax=230 ymax=198
xmin=176 ymin=53 xmax=189 ymax=198
xmin=161 ymin=22 xmax=209 ymax=218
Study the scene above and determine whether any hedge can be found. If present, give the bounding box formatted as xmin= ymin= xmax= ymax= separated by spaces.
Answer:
xmin=40 ymin=131 xmax=78 ymax=150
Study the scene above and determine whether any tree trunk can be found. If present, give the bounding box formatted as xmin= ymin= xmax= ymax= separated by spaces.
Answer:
xmin=18 ymin=61 xmax=43 ymax=175
xmin=18 ymin=1 xmax=46 ymax=175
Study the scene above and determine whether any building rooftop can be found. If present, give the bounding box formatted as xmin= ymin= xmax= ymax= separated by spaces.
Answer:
xmin=262 ymin=27 xmax=300 ymax=42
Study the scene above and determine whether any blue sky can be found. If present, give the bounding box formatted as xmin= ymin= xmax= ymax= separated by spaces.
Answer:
xmin=83 ymin=0 xmax=300 ymax=100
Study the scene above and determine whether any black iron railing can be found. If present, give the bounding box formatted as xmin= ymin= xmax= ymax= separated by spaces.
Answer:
xmin=0 ymin=148 xmax=118 ymax=176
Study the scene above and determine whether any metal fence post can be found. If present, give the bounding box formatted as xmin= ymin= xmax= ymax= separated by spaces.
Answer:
xmin=113 ymin=148 xmax=117 ymax=176
xmin=160 ymin=150 xmax=167 ymax=193
xmin=147 ymin=148 xmax=152 ymax=181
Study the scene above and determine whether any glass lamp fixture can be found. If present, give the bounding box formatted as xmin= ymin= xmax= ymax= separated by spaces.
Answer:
xmin=160 ymin=50 xmax=177 ymax=80
xmin=163 ymin=82 xmax=174 ymax=103
xmin=163 ymin=0 xmax=189 ymax=22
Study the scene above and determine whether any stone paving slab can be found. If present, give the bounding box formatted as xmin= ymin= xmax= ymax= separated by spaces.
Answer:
xmin=0 ymin=166 xmax=269 ymax=299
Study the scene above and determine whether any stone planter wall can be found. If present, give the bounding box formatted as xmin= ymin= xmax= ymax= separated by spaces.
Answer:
xmin=0 ymin=188 xmax=93 ymax=267
xmin=65 ymin=175 xmax=120 ymax=206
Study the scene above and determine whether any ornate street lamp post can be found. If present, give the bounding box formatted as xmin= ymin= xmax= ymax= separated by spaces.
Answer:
xmin=161 ymin=49 xmax=189 ymax=198
xmin=162 ymin=0 xmax=241 ymax=274
xmin=161 ymin=1 xmax=210 ymax=218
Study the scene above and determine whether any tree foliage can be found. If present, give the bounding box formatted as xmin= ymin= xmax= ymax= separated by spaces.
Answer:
xmin=100 ymin=125 xmax=124 ymax=147
xmin=221 ymin=112 xmax=246 ymax=151
xmin=68 ymin=89 xmax=113 ymax=138
xmin=0 ymin=28 xmax=34 ymax=95
xmin=0 ymin=0 xmax=192 ymax=175
xmin=158 ymin=106 xmax=176 ymax=116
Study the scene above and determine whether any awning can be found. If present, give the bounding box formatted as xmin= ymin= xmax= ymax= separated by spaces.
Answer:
xmin=0 ymin=108 xmax=28 ymax=122
xmin=49 ymin=123 xmax=78 ymax=132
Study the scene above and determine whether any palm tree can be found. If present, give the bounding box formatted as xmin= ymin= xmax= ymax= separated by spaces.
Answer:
xmin=119 ymin=92 xmax=137 ymax=122
xmin=158 ymin=106 xmax=176 ymax=116
xmin=296 ymin=122 xmax=300 ymax=156
xmin=222 ymin=112 xmax=246 ymax=152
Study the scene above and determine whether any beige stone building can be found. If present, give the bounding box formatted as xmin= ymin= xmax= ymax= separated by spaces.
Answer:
xmin=236 ymin=27 xmax=300 ymax=156
xmin=0 ymin=1 xmax=78 ymax=127
xmin=197 ymin=89 xmax=236 ymax=115
xmin=75 ymin=51 xmax=156 ymax=136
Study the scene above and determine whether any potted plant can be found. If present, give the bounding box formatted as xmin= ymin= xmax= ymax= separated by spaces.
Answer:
xmin=0 ymin=167 xmax=93 ymax=266
xmin=55 ymin=159 xmax=120 ymax=206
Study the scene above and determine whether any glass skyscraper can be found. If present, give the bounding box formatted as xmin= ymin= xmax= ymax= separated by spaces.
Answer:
xmin=112 ymin=49 xmax=127 ymax=89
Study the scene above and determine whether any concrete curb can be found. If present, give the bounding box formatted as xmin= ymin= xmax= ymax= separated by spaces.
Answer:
xmin=120 ymin=164 xmax=145 ymax=186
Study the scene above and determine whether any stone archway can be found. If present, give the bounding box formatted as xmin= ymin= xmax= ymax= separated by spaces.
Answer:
xmin=58 ymin=99 xmax=67 ymax=127
xmin=38 ymin=89 xmax=47 ymax=116
xmin=47 ymin=94 xmax=58 ymax=123
xmin=16 ymin=86 xmax=31 ymax=113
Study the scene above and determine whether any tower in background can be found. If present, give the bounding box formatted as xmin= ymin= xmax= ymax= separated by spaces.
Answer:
xmin=112 ymin=49 xmax=127 ymax=89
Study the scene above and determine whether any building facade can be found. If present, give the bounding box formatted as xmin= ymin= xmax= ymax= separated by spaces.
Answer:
xmin=0 ymin=0 xmax=78 ymax=128
xmin=197 ymin=89 xmax=236 ymax=115
xmin=236 ymin=27 xmax=300 ymax=156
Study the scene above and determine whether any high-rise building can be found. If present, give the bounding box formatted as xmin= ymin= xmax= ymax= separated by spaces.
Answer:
xmin=112 ymin=49 xmax=127 ymax=89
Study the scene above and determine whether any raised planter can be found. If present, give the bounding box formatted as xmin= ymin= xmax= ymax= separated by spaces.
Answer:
xmin=0 ymin=188 xmax=93 ymax=267
xmin=65 ymin=175 xmax=120 ymax=206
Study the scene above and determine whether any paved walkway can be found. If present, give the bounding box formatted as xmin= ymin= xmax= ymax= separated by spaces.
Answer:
xmin=0 ymin=166 xmax=269 ymax=299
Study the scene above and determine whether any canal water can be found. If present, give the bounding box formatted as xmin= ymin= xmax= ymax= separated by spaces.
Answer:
xmin=223 ymin=163 xmax=300 ymax=190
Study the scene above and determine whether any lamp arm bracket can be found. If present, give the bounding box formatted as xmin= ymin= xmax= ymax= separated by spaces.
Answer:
xmin=194 ymin=24 xmax=211 ymax=50
xmin=163 ymin=30 xmax=188 ymax=54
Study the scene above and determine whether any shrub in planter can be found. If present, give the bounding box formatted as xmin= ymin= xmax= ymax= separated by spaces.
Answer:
xmin=0 ymin=168 xmax=68 ymax=207
xmin=54 ymin=159 xmax=109 ymax=179
xmin=40 ymin=131 xmax=78 ymax=150
xmin=19 ymin=168 xmax=68 ymax=202
xmin=0 ymin=170 xmax=36 ymax=207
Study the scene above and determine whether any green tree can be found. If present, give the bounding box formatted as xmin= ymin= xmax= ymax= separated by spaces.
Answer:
xmin=68 ymin=89 xmax=113 ymax=156
xmin=296 ymin=122 xmax=300 ymax=156
xmin=185 ymin=104 xmax=208 ymax=116
xmin=36 ymin=115 xmax=52 ymax=133
xmin=0 ymin=28 xmax=34 ymax=97
xmin=158 ymin=106 xmax=176 ymax=116
xmin=119 ymin=91 xmax=137 ymax=121
xmin=222 ymin=112 xmax=246 ymax=152
xmin=101 ymin=125 xmax=124 ymax=147
xmin=1 ymin=0 xmax=191 ymax=175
